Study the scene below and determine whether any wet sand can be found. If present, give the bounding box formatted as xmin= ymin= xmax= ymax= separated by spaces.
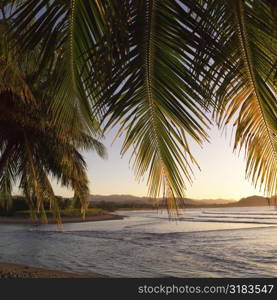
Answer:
xmin=0 ymin=262 xmax=105 ymax=278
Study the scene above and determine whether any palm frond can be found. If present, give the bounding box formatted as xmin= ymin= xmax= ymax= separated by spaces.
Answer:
xmin=10 ymin=0 xmax=112 ymax=133
xmin=201 ymin=0 xmax=277 ymax=196
xmin=10 ymin=0 xmax=218 ymax=215
xmin=97 ymin=0 xmax=217 ymax=215
xmin=8 ymin=0 xmax=276 ymax=214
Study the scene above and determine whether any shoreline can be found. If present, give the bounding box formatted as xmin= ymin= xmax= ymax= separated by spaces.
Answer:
xmin=0 ymin=213 xmax=121 ymax=278
xmin=0 ymin=212 xmax=124 ymax=225
xmin=0 ymin=262 xmax=104 ymax=278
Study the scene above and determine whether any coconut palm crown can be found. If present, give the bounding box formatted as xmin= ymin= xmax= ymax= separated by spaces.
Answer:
xmin=0 ymin=4 xmax=106 ymax=223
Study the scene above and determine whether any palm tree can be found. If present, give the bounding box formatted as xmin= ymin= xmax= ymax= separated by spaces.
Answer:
xmin=0 ymin=4 xmax=106 ymax=223
xmin=4 ymin=0 xmax=277 ymax=215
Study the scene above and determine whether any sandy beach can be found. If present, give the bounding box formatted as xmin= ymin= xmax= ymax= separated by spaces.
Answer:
xmin=0 ymin=262 xmax=105 ymax=278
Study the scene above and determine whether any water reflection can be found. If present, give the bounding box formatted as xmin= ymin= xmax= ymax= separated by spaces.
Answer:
xmin=0 ymin=207 xmax=277 ymax=277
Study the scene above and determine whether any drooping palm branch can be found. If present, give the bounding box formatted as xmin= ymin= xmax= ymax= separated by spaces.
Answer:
xmin=8 ymin=0 xmax=277 ymax=213
xmin=198 ymin=0 xmax=277 ymax=196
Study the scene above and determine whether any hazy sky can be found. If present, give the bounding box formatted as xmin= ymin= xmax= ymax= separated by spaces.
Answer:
xmin=53 ymin=125 xmax=264 ymax=200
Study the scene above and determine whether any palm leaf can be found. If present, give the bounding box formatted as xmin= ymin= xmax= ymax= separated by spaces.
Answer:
xmin=9 ymin=0 xmax=276 ymax=214
xmin=98 ymin=0 xmax=217 ymax=215
xmin=10 ymin=0 xmax=217 ymax=215
xmin=10 ymin=0 xmax=115 ymax=133
xmin=201 ymin=0 xmax=277 ymax=196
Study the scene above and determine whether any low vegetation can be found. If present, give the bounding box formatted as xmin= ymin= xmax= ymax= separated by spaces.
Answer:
xmin=0 ymin=196 xmax=104 ymax=218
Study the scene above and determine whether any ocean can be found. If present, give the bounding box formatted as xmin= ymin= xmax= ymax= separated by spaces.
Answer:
xmin=0 ymin=206 xmax=277 ymax=277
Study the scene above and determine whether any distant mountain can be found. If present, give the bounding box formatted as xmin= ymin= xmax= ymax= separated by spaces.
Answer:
xmin=89 ymin=194 xmax=236 ymax=207
xmin=89 ymin=194 xmax=277 ymax=208
xmin=198 ymin=199 xmax=235 ymax=205
xmin=89 ymin=194 xmax=203 ymax=206
xmin=236 ymin=195 xmax=277 ymax=207
xmin=89 ymin=194 xmax=152 ymax=204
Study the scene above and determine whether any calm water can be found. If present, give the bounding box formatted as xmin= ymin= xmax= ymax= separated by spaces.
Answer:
xmin=0 ymin=207 xmax=277 ymax=277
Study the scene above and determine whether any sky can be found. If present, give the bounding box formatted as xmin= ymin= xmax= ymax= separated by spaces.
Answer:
xmin=52 ymin=125 xmax=264 ymax=201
